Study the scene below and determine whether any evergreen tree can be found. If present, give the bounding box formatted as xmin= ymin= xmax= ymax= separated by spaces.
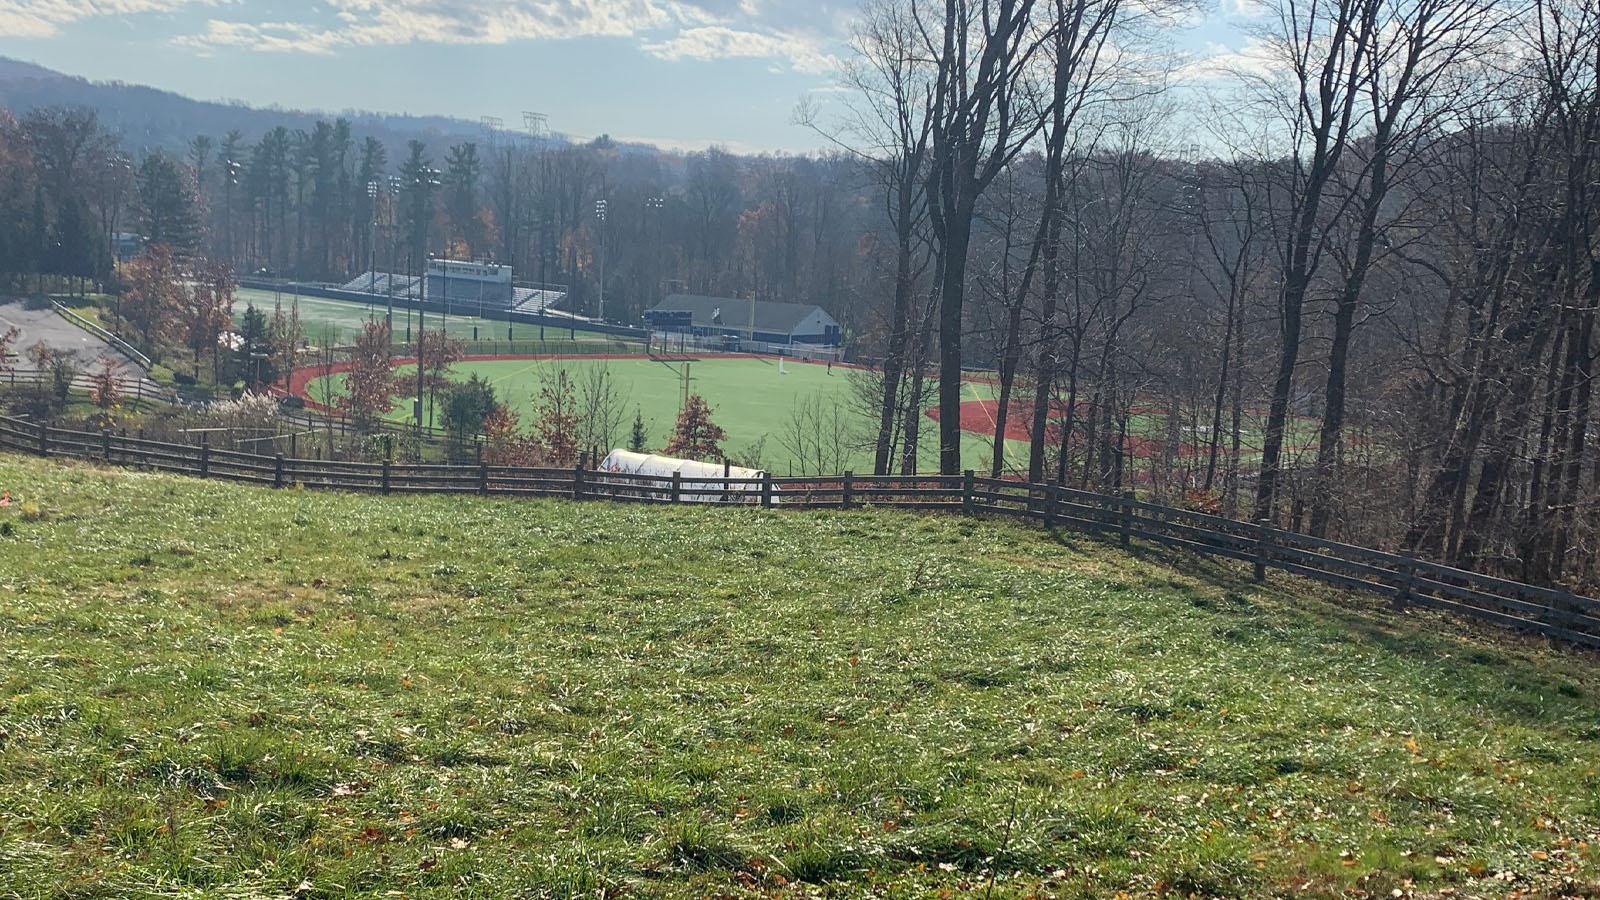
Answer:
xmin=445 ymin=142 xmax=482 ymax=256
xmin=234 ymin=304 xmax=274 ymax=388
xmin=399 ymin=140 xmax=439 ymax=266
xmin=628 ymin=408 xmax=649 ymax=453
xmin=440 ymin=374 xmax=497 ymax=455
xmin=136 ymin=152 xmax=200 ymax=251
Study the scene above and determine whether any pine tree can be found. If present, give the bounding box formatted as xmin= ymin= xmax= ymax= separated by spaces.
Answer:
xmin=136 ymin=152 xmax=200 ymax=251
xmin=628 ymin=408 xmax=649 ymax=453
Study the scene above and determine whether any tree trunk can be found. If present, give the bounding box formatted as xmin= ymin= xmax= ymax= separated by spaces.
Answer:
xmin=936 ymin=213 xmax=974 ymax=475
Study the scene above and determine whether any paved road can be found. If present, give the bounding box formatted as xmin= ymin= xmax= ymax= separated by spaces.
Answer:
xmin=0 ymin=299 xmax=144 ymax=376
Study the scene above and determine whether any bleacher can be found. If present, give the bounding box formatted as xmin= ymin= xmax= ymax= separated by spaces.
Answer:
xmin=333 ymin=270 xmax=569 ymax=316
xmin=338 ymin=272 xmax=422 ymax=297
xmin=512 ymin=287 xmax=567 ymax=315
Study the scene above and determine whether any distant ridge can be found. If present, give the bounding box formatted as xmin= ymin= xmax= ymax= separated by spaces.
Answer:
xmin=0 ymin=56 xmax=664 ymax=157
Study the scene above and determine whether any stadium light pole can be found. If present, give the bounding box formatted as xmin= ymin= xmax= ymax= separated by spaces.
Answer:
xmin=594 ymin=198 xmax=608 ymax=323
xmin=413 ymin=164 xmax=441 ymax=437
xmin=367 ymin=181 xmax=380 ymax=298
xmin=644 ymin=196 xmax=664 ymax=312
xmin=365 ymin=180 xmax=381 ymax=325
xmin=388 ymin=174 xmax=404 ymax=339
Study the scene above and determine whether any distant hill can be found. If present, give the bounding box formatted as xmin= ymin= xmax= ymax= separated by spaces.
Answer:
xmin=0 ymin=56 xmax=639 ymax=156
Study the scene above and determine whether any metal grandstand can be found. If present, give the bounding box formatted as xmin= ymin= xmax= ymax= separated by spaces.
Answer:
xmin=337 ymin=271 xmax=568 ymax=314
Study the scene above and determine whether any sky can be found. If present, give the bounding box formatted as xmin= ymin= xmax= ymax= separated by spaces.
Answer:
xmin=0 ymin=0 xmax=1264 ymax=154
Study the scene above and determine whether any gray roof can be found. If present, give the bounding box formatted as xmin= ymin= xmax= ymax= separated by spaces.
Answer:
xmin=651 ymin=294 xmax=834 ymax=335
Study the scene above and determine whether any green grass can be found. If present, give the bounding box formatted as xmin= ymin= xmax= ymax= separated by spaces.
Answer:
xmin=304 ymin=354 xmax=1326 ymax=477
xmin=307 ymin=355 xmax=1008 ymax=473
xmin=1 ymin=454 xmax=1597 ymax=897
xmin=233 ymin=288 xmax=613 ymax=347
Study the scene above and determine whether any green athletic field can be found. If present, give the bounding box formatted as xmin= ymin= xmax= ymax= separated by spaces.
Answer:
xmin=306 ymin=356 xmax=1008 ymax=474
xmin=304 ymin=354 xmax=1329 ymax=475
xmin=232 ymin=288 xmax=613 ymax=347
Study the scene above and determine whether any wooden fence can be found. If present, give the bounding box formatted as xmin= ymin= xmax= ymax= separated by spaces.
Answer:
xmin=3 ymin=412 xmax=1597 ymax=650
xmin=3 ymin=367 xmax=174 ymax=406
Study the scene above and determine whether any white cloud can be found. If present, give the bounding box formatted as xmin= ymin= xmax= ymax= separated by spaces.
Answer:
xmin=0 ymin=0 xmax=220 ymax=38
xmin=1176 ymin=35 xmax=1281 ymax=81
xmin=316 ymin=0 xmax=684 ymax=46
xmin=164 ymin=0 xmax=842 ymax=75
xmin=1219 ymin=0 xmax=1268 ymax=17
xmin=641 ymin=25 xmax=836 ymax=73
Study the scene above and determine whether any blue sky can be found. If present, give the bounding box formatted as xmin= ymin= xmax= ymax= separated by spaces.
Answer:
xmin=0 ymin=1 xmax=1261 ymax=153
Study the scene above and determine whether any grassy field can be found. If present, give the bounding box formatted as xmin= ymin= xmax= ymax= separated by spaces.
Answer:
xmin=307 ymin=355 xmax=1011 ymax=473
xmin=233 ymin=288 xmax=612 ymax=347
xmin=1 ymin=454 xmax=1597 ymax=897
xmin=302 ymin=353 xmax=1325 ymax=477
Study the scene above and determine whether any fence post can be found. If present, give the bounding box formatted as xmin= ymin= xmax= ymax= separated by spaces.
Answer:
xmin=1253 ymin=518 xmax=1273 ymax=583
xmin=199 ymin=434 xmax=210 ymax=478
xmin=842 ymin=471 xmax=855 ymax=509
xmin=37 ymin=421 xmax=48 ymax=458
xmin=723 ymin=459 xmax=732 ymax=504
xmin=1120 ymin=490 xmax=1134 ymax=547
xmin=274 ymin=453 xmax=285 ymax=489
xmin=101 ymin=429 xmax=111 ymax=462
xmin=761 ymin=472 xmax=773 ymax=508
xmin=479 ymin=461 xmax=489 ymax=496
xmin=1042 ymin=483 xmax=1056 ymax=528
xmin=962 ymin=470 xmax=975 ymax=514
xmin=671 ymin=470 xmax=682 ymax=504
xmin=573 ymin=460 xmax=586 ymax=500
xmin=381 ymin=458 xmax=391 ymax=495
xmin=119 ymin=428 xmax=127 ymax=464
xmin=1393 ymin=555 xmax=1417 ymax=611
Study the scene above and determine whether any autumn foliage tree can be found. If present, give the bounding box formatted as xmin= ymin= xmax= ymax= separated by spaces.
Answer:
xmin=87 ymin=357 xmax=122 ymax=420
xmin=481 ymin=405 xmax=542 ymax=466
xmin=415 ymin=328 xmax=463 ymax=427
xmin=340 ymin=319 xmax=397 ymax=433
xmin=175 ymin=261 xmax=235 ymax=380
xmin=119 ymin=243 xmax=183 ymax=347
xmin=0 ymin=326 xmax=18 ymax=372
xmin=666 ymin=394 xmax=726 ymax=462
xmin=529 ymin=369 xmax=582 ymax=466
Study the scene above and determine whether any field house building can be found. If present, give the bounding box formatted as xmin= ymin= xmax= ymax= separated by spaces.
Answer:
xmin=645 ymin=294 xmax=842 ymax=346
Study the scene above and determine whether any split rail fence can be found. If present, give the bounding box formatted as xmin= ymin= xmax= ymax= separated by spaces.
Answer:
xmin=3 ymin=413 xmax=1597 ymax=650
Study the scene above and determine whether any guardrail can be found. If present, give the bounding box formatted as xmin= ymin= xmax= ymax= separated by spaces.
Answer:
xmin=3 ymin=412 xmax=1596 ymax=650
xmin=50 ymin=302 xmax=154 ymax=369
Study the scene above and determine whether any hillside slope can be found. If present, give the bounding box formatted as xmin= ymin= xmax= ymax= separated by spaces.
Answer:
xmin=0 ymin=454 xmax=1596 ymax=897
xmin=0 ymin=56 xmax=647 ymax=156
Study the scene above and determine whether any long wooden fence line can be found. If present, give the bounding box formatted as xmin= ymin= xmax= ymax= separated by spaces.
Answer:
xmin=3 ymin=368 xmax=174 ymax=406
xmin=3 ymin=413 xmax=1598 ymax=650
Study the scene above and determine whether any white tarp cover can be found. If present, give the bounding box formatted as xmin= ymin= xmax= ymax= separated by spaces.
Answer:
xmin=597 ymin=450 xmax=772 ymax=503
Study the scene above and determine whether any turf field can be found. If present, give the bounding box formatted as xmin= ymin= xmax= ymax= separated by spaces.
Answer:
xmin=306 ymin=355 xmax=1009 ymax=473
xmin=232 ymin=288 xmax=613 ymax=347
xmin=303 ymin=353 xmax=1326 ymax=475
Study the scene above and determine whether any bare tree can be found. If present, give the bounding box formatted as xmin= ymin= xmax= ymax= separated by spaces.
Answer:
xmin=920 ymin=0 xmax=1056 ymax=474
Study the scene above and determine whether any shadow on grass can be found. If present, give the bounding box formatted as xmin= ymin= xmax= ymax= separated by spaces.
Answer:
xmin=1033 ymin=521 xmax=1600 ymax=731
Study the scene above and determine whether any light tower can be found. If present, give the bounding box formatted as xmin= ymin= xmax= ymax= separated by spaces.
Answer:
xmin=594 ymin=198 xmax=608 ymax=323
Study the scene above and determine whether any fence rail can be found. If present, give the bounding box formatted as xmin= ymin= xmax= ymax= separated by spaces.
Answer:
xmin=3 ymin=367 xmax=174 ymax=405
xmin=3 ymin=413 xmax=1596 ymax=650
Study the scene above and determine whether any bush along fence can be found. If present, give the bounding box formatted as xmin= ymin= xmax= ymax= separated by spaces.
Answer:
xmin=3 ymin=412 xmax=1598 ymax=650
